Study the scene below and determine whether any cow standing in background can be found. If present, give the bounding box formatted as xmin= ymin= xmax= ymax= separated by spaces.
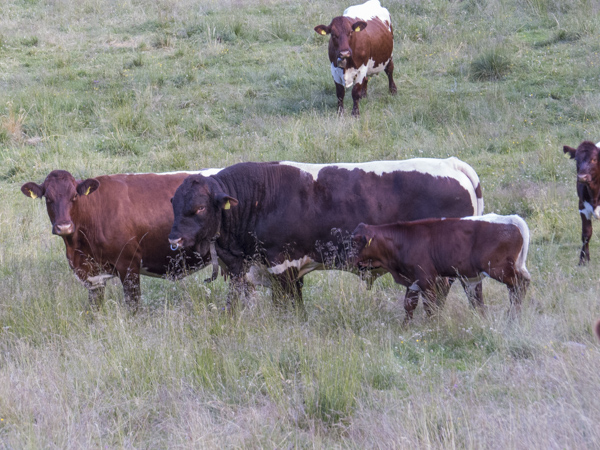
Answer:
xmin=351 ymin=214 xmax=531 ymax=321
xmin=314 ymin=0 xmax=396 ymax=116
xmin=563 ymin=141 xmax=600 ymax=264
xmin=168 ymin=158 xmax=484 ymax=314
xmin=21 ymin=169 xmax=220 ymax=310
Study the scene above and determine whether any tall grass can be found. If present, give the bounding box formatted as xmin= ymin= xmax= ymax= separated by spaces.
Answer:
xmin=1 ymin=0 xmax=600 ymax=447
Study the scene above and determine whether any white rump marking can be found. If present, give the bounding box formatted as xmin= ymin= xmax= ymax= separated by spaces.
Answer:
xmin=280 ymin=158 xmax=482 ymax=215
xmin=343 ymin=0 xmax=392 ymax=31
xmin=87 ymin=274 xmax=115 ymax=289
xmin=462 ymin=214 xmax=530 ymax=279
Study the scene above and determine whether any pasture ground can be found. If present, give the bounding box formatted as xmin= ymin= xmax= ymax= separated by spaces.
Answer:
xmin=1 ymin=0 xmax=600 ymax=447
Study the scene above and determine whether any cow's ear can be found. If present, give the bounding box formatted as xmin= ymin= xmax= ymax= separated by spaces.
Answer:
xmin=351 ymin=21 xmax=367 ymax=32
xmin=21 ymin=182 xmax=44 ymax=199
xmin=214 ymin=192 xmax=239 ymax=211
xmin=314 ymin=25 xmax=330 ymax=36
xmin=563 ymin=146 xmax=577 ymax=159
xmin=76 ymin=178 xmax=100 ymax=196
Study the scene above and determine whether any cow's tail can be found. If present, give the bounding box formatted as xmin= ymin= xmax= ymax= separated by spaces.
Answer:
xmin=448 ymin=157 xmax=484 ymax=216
xmin=511 ymin=215 xmax=531 ymax=280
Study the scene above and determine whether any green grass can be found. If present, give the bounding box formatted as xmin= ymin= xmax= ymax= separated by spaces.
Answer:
xmin=2 ymin=0 xmax=600 ymax=447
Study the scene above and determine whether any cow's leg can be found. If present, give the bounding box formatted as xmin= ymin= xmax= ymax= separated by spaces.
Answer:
xmin=460 ymin=279 xmax=485 ymax=315
xmin=507 ymin=273 xmax=530 ymax=319
xmin=384 ymin=59 xmax=397 ymax=94
xmin=120 ymin=269 xmax=141 ymax=313
xmin=433 ymin=277 xmax=453 ymax=309
xmin=580 ymin=211 xmax=592 ymax=265
xmin=226 ymin=275 xmax=246 ymax=315
xmin=335 ymin=82 xmax=345 ymax=115
xmin=403 ymin=288 xmax=420 ymax=324
xmin=351 ymin=81 xmax=366 ymax=117
xmin=88 ymin=286 xmax=106 ymax=310
xmin=271 ymin=269 xmax=306 ymax=318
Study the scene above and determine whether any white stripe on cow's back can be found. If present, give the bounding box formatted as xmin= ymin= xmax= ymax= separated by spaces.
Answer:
xmin=343 ymin=0 xmax=391 ymax=31
xmin=279 ymin=157 xmax=481 ymax=215
xmin=125 ymin=168 xmax=223 ymax=177
xmin=462 ymin=213 xmax=531 ymax=278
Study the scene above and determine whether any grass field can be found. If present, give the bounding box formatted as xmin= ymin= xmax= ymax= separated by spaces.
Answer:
xmin=1 ymin=0 xmax=600 ymax=447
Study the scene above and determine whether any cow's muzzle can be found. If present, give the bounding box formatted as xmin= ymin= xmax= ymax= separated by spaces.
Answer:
xmin=53 ymin=222 xmax=74 ymax=236
xmin=336 ymin=51 xmax=351 ymax=69
xmin=578 ymin=174 xmax=592 ymax=185
xmin=169 ymin=238 xmax=183 ymax=251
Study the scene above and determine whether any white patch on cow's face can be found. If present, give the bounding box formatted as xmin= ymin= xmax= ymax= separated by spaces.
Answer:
xmin=343 ymin=0 xmax=392 ymax=31
xmin=268 ymin=255 xmax=324 ymax=278
xmin=87 ymin=274 xmax=114 ymax=289
xmin=279 ymin=157 xmax=481 ymax=215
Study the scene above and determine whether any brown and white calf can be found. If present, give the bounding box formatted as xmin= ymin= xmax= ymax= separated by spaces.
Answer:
xmin=314 ymin=0 xmax=396 ymax=116
xmin=21 ymin=169 xmax=220 ymax=310
xmin=563 ymin=140 xmax=600 ymax=264
xmin=351 ymin=214 xmax=531 ymax=321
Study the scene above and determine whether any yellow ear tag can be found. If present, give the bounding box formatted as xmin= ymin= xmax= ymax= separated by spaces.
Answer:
xmin=564 ymin=152 xmax=571 ymax=159
xmin=355 ymin=27 xmax=361 ymax=32
xmin=367 ymin=238 xmax=373 ymax=247
xmin=224 ymin=200 xmax=231 ymax=210
xmin=85 ymin=186 xmax=92 ymax=195
xmin=320 ymin=30 xmax=326 ymax=35
xmin=29 ymin=190 xmax=38 ymax=199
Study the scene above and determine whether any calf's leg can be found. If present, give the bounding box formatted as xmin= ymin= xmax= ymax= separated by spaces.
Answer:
xmin=460 ymin=279 xmax=485 ymax=315
xmin=403 ymin=289 xmax=420 ymax=324
xmin=384 ymin=59 xmax=397 ymax=94
xmin=580 ymin=212 xmax=592 ymax=265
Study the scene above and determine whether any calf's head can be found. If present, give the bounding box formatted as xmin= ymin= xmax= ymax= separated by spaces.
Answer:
xmin=563 ymin=141 xmax=600 ymax=186
xmin=314 ymin=17 xmax=367 ymax=69
xmin=21 ymin=170 xmax=99 ymax=236
xmin=350 ymin=223 xmax=381 ymax=269
xmin=169 ymin=175 xmax=238 ymax=255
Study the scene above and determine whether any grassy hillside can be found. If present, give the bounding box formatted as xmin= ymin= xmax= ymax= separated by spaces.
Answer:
xmin=1 ymin=0 xmax=600 ymax=447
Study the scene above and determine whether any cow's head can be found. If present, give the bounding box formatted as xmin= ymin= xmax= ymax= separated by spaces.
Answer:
xmin=169 ymin=174 xmax=238 ymax=256
xmin=563 ymin=141 xmax=600 ymax=186
xmin=314 ymin=17 xmax=367 ymax=69
xmin=21 ymin=170 xmax=99 ymax=236
xmin=350 ymin=223 xmax=381 ymax=269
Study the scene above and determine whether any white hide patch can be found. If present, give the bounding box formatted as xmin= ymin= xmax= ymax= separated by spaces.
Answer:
xmin=268 ymin=256 xmax=324 ymax=278
xmin=343 ymin=0 xmax=392 ymax=31
xmin=127 ymin=168 xmax=222 ymax=177
xmin=331 ymin=57 xmax=390 ymax=88
xmin=596 ymin=141 xmax=600 ymax=147
xmin=279 ymin=158 xmax=482 ymax=215
xmin=579 ymin=201 xmax=600 ymax=220
xmin=87 ymin=274 xmax=115 ymax=289
xmin=462 ymin=214 xmax=531 ymax=279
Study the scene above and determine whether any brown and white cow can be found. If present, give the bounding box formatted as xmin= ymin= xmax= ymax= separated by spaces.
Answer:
xmin=563 ymin=141 xmax=600 ymax=264
xmin=314 ymin=0 xmax=396 ymax=116
xmin=351 ymin=214 xmax=531 ymax=321
xmin=21 ymin=169 xmax=221 ymax=310
xmin=168 ymin=158 xmax=484 ymax=312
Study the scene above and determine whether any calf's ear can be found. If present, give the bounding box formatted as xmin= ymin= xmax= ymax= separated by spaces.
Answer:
xmin=214 ymin=192 xmax=239 ymax=211
xmin=76 ymin=178 xmax=100 ymax=196
xmin=563 ymin=146 xmax=577 ymax=159
xmin=351 ymin=21 xmax=367 ymax=32
xmin=21 ymin=182 xmax=44 ymax=199
xmin=314 ymin=25 xmax=330 ymax=36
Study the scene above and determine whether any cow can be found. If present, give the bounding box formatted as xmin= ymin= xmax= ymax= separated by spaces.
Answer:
xmin=351 ymin=214 xmax=531 ymax=321
xmin=563 ymin=141 xmax=600 ymax=264
xmin=595 ymin=319 xmax=600 ymax=341
xmin=314 ymin=0 xmax=396 ymax=117
xmin=168 ymin=158 xmax=484 ymax=313
xmin=21 ymin=168 xmax=221 ymax=311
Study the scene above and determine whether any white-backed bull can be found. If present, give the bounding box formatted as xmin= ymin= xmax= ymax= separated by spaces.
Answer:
xmin=168 ymin=158 xmax=484 ymax=313
xmin=314 ymin=0 xmax=396 ymax=116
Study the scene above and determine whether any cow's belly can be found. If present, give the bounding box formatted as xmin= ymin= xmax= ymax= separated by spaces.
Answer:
xmin=245 ymin=256 xmax=325 ymax=287
xmin=331 ymin=58 xmax=391 ymax=89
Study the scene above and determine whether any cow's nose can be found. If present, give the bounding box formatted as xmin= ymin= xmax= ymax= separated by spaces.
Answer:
xmin=169 ymin=237 xmax=183 ymax=251
xmin=54 ymin=223 xmax=74 ymax=235
xmin=339 ymin=50 xmax=351 ymax=59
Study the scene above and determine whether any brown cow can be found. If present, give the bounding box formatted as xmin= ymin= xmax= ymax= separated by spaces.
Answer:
xmin=351 ymin=214 xmax=531 ymax=321
xmin=563 ymin=140 xmax=600 ymax=264
xmin=21 ymin=169 xmax=220 ymax=310
xmin=314 ymin=0 xmax=396 ymax=116
xmin=595 ymin=319 xmax=600 ymax=341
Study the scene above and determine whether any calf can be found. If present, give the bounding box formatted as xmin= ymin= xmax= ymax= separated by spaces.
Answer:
xmin=21 ymin=169 xmax=220 ymax=310
xmin=351 ymin=214 xmax=531 ymax=321
xmin=563 ymin=141 xmax=600 ymax=264
xmin=314 ymin=0 xmax=396 ymax=116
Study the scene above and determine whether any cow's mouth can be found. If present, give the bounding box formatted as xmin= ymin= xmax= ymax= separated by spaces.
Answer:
xmin=336 ymin=57 xmax=348 ymax=69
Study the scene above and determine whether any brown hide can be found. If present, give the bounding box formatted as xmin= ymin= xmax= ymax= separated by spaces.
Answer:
xmin=352 ymin=216 xmax=530 ymax=321
xmin=22 ymin=170 xmax=209 ymax=310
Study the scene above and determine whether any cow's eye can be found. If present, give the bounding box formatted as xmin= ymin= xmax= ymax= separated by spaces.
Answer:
xmin=72 ymin=195 xmax=78 ymax=202
xmin=195 ymin=206 xmax=206 ymax=214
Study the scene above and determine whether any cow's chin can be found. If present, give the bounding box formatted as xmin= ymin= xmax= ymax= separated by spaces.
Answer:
xmin=194 ymin=240 xmax=212 ymax=260
xmin=336 ymin=58 xmax=348 ymax=69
